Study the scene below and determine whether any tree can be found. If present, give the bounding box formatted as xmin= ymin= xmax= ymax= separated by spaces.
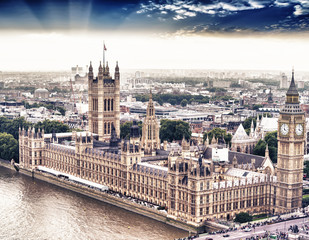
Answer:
xmin=0 ymin=132 xmax=18 ymax=162
xmin=169 ymin=98 xmax=177 ymax=105
xmin=159 ymin=119 xmax=191 ymax=142
xmin=56 ymin=106 xmax=66 ymax=116
xmin=253 ymin=131 xmax=278 ymax=163
xmin=230 ymin=82 xmax=242 ymax=88
xmin=34 ymin=119 xmax=70 ymax=134
xmin=304 ymin=161 xmax=309 ymax=178
xmin=180 ymin=99 xmax=188 ymax=107
xmin=234 ymin=212 xmax=253 ymax=223
xmin=0 ymin=116 xmax=32 ymax=140
xmin=120 ymin=121 xmax=143 ymax=139
xmin=243 ymin=117 xmax=257 ymax=131
xmin=253 ymin=104 xmax=263 ymax=110
xmin=203 ymin=128 xmax=232 ymax=147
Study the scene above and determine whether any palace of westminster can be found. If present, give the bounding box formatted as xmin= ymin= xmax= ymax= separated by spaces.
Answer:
xmin=19 ymin=56 xmax=305 ymax=226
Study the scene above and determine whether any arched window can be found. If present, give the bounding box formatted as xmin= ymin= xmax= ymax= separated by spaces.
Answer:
xmin=111 ymin=99 xmax=114 ymax=111
xmin=108 ymin=99 xmax=110 ymax=111
xmin=104 ymin=123 xmax=107 ymax=134
xmin=108 ymin=122 xmax=110 ymax=134
xmin=104 ymin=99 xmax=107 ymax=111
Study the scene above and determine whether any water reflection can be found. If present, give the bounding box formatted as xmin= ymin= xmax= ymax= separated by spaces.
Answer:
xmin=0 ymin=166 xmax=187 ymax=240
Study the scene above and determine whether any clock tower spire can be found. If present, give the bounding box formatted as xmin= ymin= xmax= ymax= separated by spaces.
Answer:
xmin=276 ymin=69 xmax=305 ymax=213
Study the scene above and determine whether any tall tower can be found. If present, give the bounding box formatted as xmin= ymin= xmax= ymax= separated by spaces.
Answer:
xmin=88 ymin=60 xmax=120 ymax=141
xmin=141 ymin=91 xmax=160 ymax=155
xmin=276 ymin=70 xmax=305 ymax=213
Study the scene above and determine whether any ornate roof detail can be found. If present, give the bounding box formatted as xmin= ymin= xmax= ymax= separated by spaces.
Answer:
xmin=232 ymin=124 xmax=250 ymax=141
xmin=286 ymin=69 xmax=298 ymax=96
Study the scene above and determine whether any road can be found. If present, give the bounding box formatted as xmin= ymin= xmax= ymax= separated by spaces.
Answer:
xmin=196 ymin=217 xmax=309 ymax=240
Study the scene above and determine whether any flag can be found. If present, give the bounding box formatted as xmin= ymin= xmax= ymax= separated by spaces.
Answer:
xmin=104 ymin=44 xmax=107 ymax=51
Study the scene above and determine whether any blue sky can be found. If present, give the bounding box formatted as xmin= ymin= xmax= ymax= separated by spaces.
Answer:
xmin=0 ymin=0 xmax=308 ymax=33
xmin=0 ymin=0 xmax=309 ymax=71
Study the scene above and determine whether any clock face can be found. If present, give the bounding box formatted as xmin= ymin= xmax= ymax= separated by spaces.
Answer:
xmin=295 ymin=124 xmax=303 ymax=136
xmin=280 ymin=123 xmax=289 ymax=136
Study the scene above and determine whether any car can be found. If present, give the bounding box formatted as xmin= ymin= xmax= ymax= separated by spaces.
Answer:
xmin=244 ymin=228 xmax=252 ymax=232
xmin=223 ymin=234 xmax=230 ymax=237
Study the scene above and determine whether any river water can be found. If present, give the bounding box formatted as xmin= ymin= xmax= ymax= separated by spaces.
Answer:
xmin=0 ymin=166 xmax=187 ymax=240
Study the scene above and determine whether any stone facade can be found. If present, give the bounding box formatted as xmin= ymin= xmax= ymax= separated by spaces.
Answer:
xmin=231 ymin=123 xmax=257 ymax=154
xmin=141 ymin=92 xmax=160 ymax=156
xmin=276 ymin=70 xmax=305 ymax=214
xmin=18 ymin=62 xmax=304 ymax=226
xmin=19 ymin=127 xmax=279 ymax=225
xmin=88 ymin=61 xmax=120 ymax=141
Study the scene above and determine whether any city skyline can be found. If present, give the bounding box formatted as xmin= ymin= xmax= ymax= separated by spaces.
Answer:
xmin=0 ymin=0 xmax=309 ymax=71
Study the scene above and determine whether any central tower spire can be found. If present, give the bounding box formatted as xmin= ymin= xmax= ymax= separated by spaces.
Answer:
xmin=286 ymin=68 xmax=299 ymax=104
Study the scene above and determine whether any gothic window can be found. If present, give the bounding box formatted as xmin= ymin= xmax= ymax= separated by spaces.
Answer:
xmin=108 ymin=122 xmax=110 ymax=134
xmin=108 ymin=99 xmax=110 ymax=111
xmin=104 ymin=99 xmax=107 ymax=111
xmin=104 ymin=123 xmax=106 ymax=134
xmin=111 ymin=99 xmax=114 ymax=111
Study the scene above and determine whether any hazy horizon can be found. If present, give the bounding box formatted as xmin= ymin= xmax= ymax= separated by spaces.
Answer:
xmin=0 ymin=0 xmax=309 ymax=71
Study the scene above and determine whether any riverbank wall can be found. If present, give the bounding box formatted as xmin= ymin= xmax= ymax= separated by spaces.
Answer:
xmin=0 ymin=160 xmax=220 ymax=234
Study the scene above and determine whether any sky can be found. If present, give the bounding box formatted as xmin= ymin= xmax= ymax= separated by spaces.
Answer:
xmin=0 ymin=0 xmax=309 ymax=71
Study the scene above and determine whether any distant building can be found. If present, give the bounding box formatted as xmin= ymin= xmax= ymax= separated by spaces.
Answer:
xmin=297 ymin=80 xmax=305 ymax=89
xmin=34 ymin=88 xmax=49 ymax=99
xmin=280 ymin=73 xmax=288 ymax=89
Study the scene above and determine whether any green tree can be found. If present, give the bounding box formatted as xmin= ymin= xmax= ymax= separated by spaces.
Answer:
xmin=234 ymin=212 xmax=253 ymax=223
xmin=230 ymin=82 xmax=242 ymax=88
xmin=253 ymin=104 xmax=263 ymax=110
xmin=159 ymin=119 xmax=191 ymax=142
xmin=304 ymin=161 xmax=309 ymax=178
xmin=34 ymin=119 xmax=70 ymax=134
xmin=0 ymin=132 xmax=18 ymax=162
xmin=253 ymin=131 xmax=278 ymax=163
xmin=0 ymin=117 xmax=32 ymax=140
xmin=169 ymin=98 xmax=177 ymax=105
xmin=243 ymin=117 xmax=257 ymax=131
xmin=180 ymin=99 xmax=188 ymax=107
xmin=56 ymin=106 xmax=66 ymax=116
xmin=203 ymin=128 xmax=232 ymax=147
xmin=120 ymin=121 xmax=143 ymax=139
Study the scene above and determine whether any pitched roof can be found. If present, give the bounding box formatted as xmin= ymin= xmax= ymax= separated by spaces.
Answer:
xmin=228 ymin=151 xmax=265 ymax=169
xmin=287 ymin=70 xmax=299 ymax=96
xmin=260 ymin=117 xmax=278 ymax=132
xmin=203 ymin=147 xmax=265 ymax=169
xmin=232 ymin=123 xmax=250 ymax=141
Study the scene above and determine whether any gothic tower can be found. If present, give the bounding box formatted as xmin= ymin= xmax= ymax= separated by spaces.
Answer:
xmin=276 ymin=70 xmax=305 ymax=213
xmin=141 ymin=91 xmax=160 ymax=156
xmin=88 ymin=60 xmax=120 ymax=141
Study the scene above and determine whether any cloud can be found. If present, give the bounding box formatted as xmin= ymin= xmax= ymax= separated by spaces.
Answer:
xmin=274 ymin=0 xmax=290 ymax=7
xmin=293 ymin=1 xmax=309 ymax=16
xmin=137 ymin=0 xmax=268 ymax=20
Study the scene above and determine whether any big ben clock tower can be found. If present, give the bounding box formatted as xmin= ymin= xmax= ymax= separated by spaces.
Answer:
xmin=276 ymin=70 xmax=305 ymax=213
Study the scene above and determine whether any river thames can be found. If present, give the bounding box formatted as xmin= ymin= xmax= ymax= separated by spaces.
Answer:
xmin=0 ymin=166 xmax=187 ymax=240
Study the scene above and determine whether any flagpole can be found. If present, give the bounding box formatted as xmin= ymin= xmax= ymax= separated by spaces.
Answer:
xmin=103 ymin=41 xmax=105 ymax=67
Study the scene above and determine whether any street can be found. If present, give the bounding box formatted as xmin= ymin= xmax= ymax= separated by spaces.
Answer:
xmin=196 ymin=217 xmax=309 ymax=240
